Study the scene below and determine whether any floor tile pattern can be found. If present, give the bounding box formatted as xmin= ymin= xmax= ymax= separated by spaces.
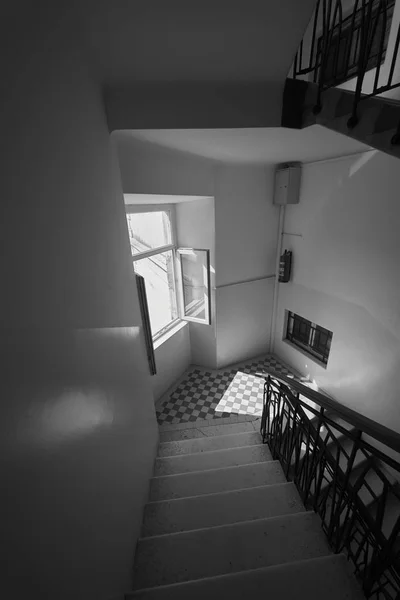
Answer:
xmin=157 ymin=355 xmax=295 ymax=425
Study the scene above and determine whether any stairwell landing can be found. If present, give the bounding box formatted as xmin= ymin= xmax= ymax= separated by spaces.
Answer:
xmin=128 ymin=416 xmax=364 ymax=599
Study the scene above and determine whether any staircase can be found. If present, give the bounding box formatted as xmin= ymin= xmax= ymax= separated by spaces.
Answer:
xmin=128 ymin=417 xmax=364 ymax=599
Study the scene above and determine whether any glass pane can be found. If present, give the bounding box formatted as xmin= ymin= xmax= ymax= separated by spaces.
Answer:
xmin=126 ymin=211 xmax=172 ymax=255
xmin=179 ymin=249 xmax=210 ymax=322
xmin=134 ymin=251 xmax=177 ymax=336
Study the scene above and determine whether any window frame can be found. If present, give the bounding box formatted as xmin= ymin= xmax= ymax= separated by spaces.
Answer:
xmin=285 ymin=311 xmax=333 ymax=366
xmin=125 ymin=204 xmax=212 ymax=341
xmin=176 ymin=247 xmax=212 ymax=325
xmin=126 ymin=204 xmax=180 ymax=341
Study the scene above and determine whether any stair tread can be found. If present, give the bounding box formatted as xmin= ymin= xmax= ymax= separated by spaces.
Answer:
xmin=149 ymin=460 xmax=286 ymax=501
xmin=133 ymin=512 xmax=332 ymax=589
xmin=159 ymin=421 xmax=258 ymax=443
xmin=129 ymin=554 xmax=363 ymax=599
xmin=154 ymin=443 xmax=273 ymax=476
xmin=158 ymin=430 xmax=262 ymax=457
xmin=142 ymin=482 xmax=304 ymax=536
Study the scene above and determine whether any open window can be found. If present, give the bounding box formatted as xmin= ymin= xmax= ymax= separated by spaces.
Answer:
xmin=126 ymin=205 xmax=212 ymax=341
xmin=176 ymin=248 xmax=211 ymax=325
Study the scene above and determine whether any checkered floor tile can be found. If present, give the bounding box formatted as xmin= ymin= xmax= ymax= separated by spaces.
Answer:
xmin=156 ymin=355 xmax=296 ymax=425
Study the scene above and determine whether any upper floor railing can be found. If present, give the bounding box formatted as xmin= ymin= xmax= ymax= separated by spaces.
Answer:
xmin=259 ymin=369 xmax=400 ymax=599
xmin=293 ymin=0 xmax=400 ymax=133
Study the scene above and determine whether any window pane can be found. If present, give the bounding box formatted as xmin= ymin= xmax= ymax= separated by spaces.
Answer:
xmin=293 ymin=315 xmax=311 ymax=345
xmin=179 ymin=249 xmax=210 ymax=323
xmin=134 ymin=251 xmax=177 ymax=336
xmin=127 ymin=211 xmax=172 ymax=255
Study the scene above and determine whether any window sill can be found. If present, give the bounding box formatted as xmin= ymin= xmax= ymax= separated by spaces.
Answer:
xmin=153 ymin=320 xmax=188 ymax=350
xmin=282 ymin=338 xmax=328 ymax=370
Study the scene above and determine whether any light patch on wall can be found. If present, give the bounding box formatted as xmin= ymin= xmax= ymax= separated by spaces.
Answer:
xmin=39 ymin=389 xmax=115 ymax=444
xmin=349 ymin=151 xmax=378 ymax=178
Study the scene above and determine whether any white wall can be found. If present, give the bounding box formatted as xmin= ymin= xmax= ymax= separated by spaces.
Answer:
xmin=152 ymin=323 xmax=192 ymax=402
xmin=216 ymin=278 xmax=275 ymax=367
xmin=176 ymin=198 xmax=217 ymax=368
xmin=106 ymin=82 xmax=285 ymax=131
xmin=0 ymin=7 xmax=158 ymax=600
xmin=115 ymin=133 xmax=215 ymax=197
xmin=274 ymin=150 xmax=400 ymax=433
xmin=214 ymin=165 xmax=278 ymax=368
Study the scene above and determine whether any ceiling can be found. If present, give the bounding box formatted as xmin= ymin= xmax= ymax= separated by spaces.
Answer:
xmin=84 ymin=0 xmax=316 ymax=84
xmin=115 ymin=126 xmax=372 ymax=165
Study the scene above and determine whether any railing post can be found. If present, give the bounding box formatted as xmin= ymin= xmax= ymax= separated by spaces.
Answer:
xmin=332 ymin=430 xmax=362 ymax=552
xmin=348 ymin=0 xmax=373 ymax=128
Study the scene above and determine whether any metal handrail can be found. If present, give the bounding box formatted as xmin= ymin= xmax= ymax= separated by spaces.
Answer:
xmin=293 ymin=0 xmax=400 ymax=132
xmin=260 ymin=371 xmax=400 ymax=598
xmin=258 ymin=368 xmax=400 ymax=455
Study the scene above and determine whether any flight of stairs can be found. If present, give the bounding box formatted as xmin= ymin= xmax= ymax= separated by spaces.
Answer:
xmin=128 ymin=417 xmax=364 ymax=599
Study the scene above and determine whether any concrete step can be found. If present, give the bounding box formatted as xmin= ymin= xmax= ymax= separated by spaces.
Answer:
xmin=154 ymin=444 xmax=273 ymax=476
xmin=158 ymin=431 xmax=262 ymax=458
xmin=129 ymin=554 xmax=363 ymax=599
xmin=133 ymin=512 xmax=331 ymax=589
xmin=160 ymin=421 xmax=258 ymax=443
xmin=149 ymin=460 xmax=286 ymax=501
xmin=142 ymin=482 xmax=304 ymax=536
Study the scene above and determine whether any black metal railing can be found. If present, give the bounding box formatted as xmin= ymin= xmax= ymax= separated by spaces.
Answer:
xmin=260 ymin=369 xmax=400 ymax=599
xmin=293 ymin=0 xmax=400 ymax=131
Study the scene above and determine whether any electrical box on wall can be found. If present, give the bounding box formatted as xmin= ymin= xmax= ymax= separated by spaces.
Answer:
xmin=279 ymin=250 xmax=292 ymax=283
xmin=273 ymin=162 xmax=301 ymax=205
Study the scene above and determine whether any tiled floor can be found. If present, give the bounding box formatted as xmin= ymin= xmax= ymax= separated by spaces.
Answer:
xmin=156 ymin=354 xmax=296 ymax=426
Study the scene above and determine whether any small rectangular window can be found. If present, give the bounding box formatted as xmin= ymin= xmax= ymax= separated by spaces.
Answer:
xmin=286 ymin=311 xmax=333 ymax=365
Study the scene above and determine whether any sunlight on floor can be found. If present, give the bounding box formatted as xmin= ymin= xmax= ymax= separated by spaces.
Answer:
xmin=214 ymin=371 xmax=265 ymax=416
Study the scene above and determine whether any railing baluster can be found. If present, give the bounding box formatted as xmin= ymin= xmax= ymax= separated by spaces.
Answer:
xmin=348 ymin=0 xmax=371 ymax=128
xmin=387 ymin=22 xmax=400 ymax=88
xmin=309 ymin=0 xmax=322 ymax=72
xmin=373 ymin=0 xmax=387 ymax=94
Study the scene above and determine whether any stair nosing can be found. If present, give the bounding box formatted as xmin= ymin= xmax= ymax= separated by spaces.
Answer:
xmin=151 ymin=458 xmax=280 ymax=480
xmin=138 ymin=510 xmax=313 ymax=542
xmin=158 ymin=430 xmax=261 ymax=447
xmin=155 ymin=442 xmax=270 ymax=462
xmin=129 ymin=553 xmax=347 ymax=595
xmin=145 ymin=480 xmax=296 ymax=506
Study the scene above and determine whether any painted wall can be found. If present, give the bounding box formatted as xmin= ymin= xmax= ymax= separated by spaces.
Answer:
xmin=152 ymin=323 xmax=192 ymax=402
xmin=105 ymin=82 xmax=285 ymax=131
xmin=0 ymin=7 xmax=158 ymax=600
xmin=274 ymin=150 xmax=400 ymax=433
xmin=115 ymin=133 xmax=216 ymax=197
xmin=115 ymin=138 xmax=279 ymax=370
xmin=176 ymin=198 xmax=217 ymax=368
xmin=214 ymin=165 xmax=278 ymax=368
xmin=216 ymin=278 xmax=275 ymax=367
